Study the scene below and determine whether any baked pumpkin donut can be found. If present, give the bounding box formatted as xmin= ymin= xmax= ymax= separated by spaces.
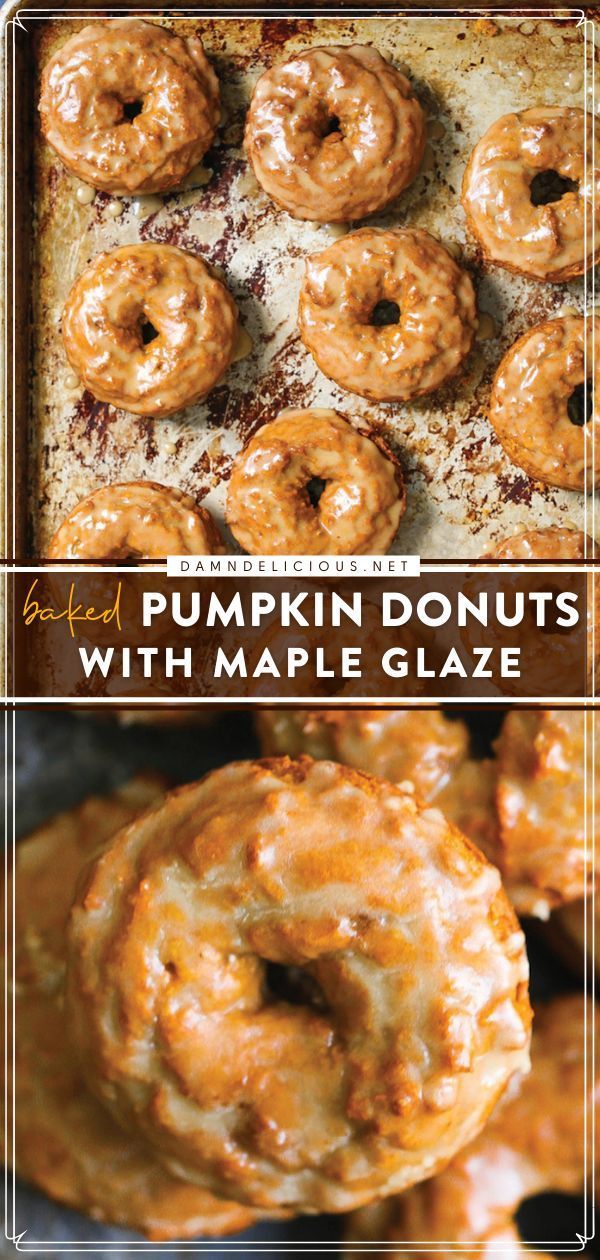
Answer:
xmin=244 ymin=45 xmax=425 ymax=222
xmin=488 ymin=317 xmax=599 ymax=491
xmin=347 ymin=994 xmax=598 ymax=1258
xmin=62 ymin=243 xmax=238 ymax=417
xmin=437 ymin=722 xmax=599 ymax=923
xmin=47 ymin=481 xmax=224 ymax=559
xmin=226 ymin=409 xmax=405 ymax=554
xmin=487 ymin=526 xmax=598 ymax=562
xmin=67 ymin=757 xmax=531 ymax=1213
xmin=257 ymin=715 xmax=503 ymax=896
xmin=257 ymin=708 xmax=595 ymax=923
xmin=495 ymin=709 xmax=598 ymax=916
xmin=7 ymin=777 xmax=256 ymax=1239
xmin=256 ymin=709 xmax=470 ymax=801
xmin=298 ymin=229 xmax=477 ymax=401
xmin=39 ymin=20 xmax=219 ymax=194
xmin=433 ymin=757 xmax=500 ymax=870
xmin=462 ymin=107 xmax=600 ymax=282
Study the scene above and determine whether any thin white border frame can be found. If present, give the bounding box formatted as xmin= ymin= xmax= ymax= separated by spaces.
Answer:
xmin=4 ymin=703 xmax=597 ymax=1253
xmin=0 ymin=0 xmax=593 ymax=565
xmin=0 ymin=2 xmax=597 ymax=1255
xmin=1 ymin=560 xmax=595 ymax=706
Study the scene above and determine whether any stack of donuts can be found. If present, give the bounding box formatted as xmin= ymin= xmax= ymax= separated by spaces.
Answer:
xmin=38 ymin=19 xmax=599 ymax=559
xmin=6 ymin=708 xmax=597 ymax=1246
xmin=258 ymin=706 xmax=598 ymax=922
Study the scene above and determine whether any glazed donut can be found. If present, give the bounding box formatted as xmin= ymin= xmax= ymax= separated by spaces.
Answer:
xmin=257 ymin=716 xmax=504 ymax=894
xmin=488 ymin=317 xmax=599 ymax=491
xmin=495 ymin=709 xmax=598 ymax=916
xmin=244 ymin=45 xmax=425 ymax=222
xmin=67 ymin=757 xmax=531 ymax=1213
xmin=432 ymin=757 xmax=500 ymax=870
xmin=347 ymin=994 xmax=598 ymax=1258
xmin=62 ymin=244 xmax=238 ymax=417
xmin=226 ymin=408 xmax=405 ymax=554
xmin=462 ymin=107 xmax=600 ymax=282
xmin=256 ymin=710 xmax=501 ymax=866
xmin=47 ymin=481 xmax=224 ymax=559
xmin=438 ymin=726 xmax=599 ymax=923
xmin=487 ymin=526 xmax=598 ymax=562
xmin=39 ymin=21 xmax=219 ymax=195
xmin=256 ymin=709 xmax=470 ymax=802
xmin=8 ymin=777 xmax=256 ymax=1239
xmin=298 ymin=229 xmax=477 ymax=401
xmin=257 ymin=709 xmax=595 ymax=923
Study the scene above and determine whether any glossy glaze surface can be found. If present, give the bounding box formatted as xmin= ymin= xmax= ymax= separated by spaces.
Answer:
xmin=258 ymin=707 xmax=598 ymax=923
xmin=226 ymin=408 xmax=405 ymax=554
xmin=495 ymin=710 xmax=598 ymax=917
xmin=39 ymin=20 xmax=220 ymax=195
xmin=348 ymin=994 xmax=598 ymax=1259
xmin=67 ymin=756 xmax=530 ymax=1213
xmin=487 ymin=525 xmax=596 ymax=561
xmin=62 ymin=243 xmax=238 ymax=418
xmin=245 ymin=45 xmax=425 ymax=222
xmin=488 ymin=317 xmax=599 ymax=491
xmin=462 ymin=107 xmax=600 ymax=281
xmin=298 ymin=228 xmax=477 ymax=401
xmin=257 ymin=709 xmax=470 ymax=800
xmin=7 ymin=777 xmax=257 ymax=1239
xmin=47 ymin=480 xmax=224 ymax=559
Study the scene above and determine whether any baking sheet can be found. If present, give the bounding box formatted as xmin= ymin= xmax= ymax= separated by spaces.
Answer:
xmin=4 ymin=709 xmax=586 ymax=1256
xmin=20 ymin=12 xmax=596 ymax=558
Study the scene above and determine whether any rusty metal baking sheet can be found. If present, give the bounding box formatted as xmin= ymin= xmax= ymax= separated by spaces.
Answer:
xmin=25 ymin=12 xmax=596 ymax=557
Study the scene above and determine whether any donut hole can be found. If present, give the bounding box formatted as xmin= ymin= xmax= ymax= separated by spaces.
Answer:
xmin=107 ymin=548 xmax=143 ymax=563
xmin=567 ymin=379 xmax=593 ymax=427
xmin=530 ymin=169 xmax=578 ymax=206
xmin=370 ymin=300 xmax=401 ymax=328
xmin=305 ymin=476 xmax=329 ymax=509
xmin=122 ymin=99 xmax=144 ymax=123
xmin=321 ymin=112 xmax=342 ymax=139
xmin=139 ymin=318 xmax=160 ymax=348
xmin=516 ymin=1191 xmax=587 ymax=1248
xmin=462 ymin=709 xmax=504 ymax=756
xmin=264 ymin=962 xmax=328 ymax=1011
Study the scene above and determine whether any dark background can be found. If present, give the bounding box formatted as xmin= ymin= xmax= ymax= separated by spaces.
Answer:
xmin=4 ymin=709 xmax=591 ymax=1257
